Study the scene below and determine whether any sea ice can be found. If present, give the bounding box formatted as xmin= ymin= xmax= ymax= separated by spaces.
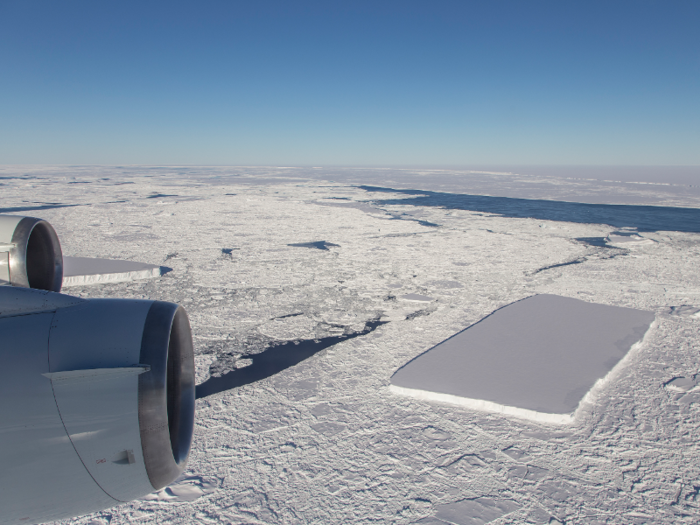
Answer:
xmin=425 ymin=280 xmax=463 ymax=289
xmin=605 ymin=231 xmax=654 ymax=246
xmin=390 ymin=294 xmax=655 ymax=423
xmin=433 ymin=497 xmax=521 ymax=525
xmin=3 ymin=166 xmax=698 ymax=523
xmin=141 ymin=475 xmax=217 ymax=503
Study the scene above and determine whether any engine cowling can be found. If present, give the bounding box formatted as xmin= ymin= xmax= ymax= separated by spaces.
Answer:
xmin=0 ymin=287 xmax=195 ymax=524
xmin=0 ymin=214 xmax=63 ymax=292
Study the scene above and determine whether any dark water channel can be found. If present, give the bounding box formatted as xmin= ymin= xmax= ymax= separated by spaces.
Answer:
xmin=359 ymin=186 xmax=700 ymax=233
xmin=195 ymin=319 xmax=386 ymax=399
xmin=576 ymin=237 xmax=609 ymax=247
xmin=288 ymin=241 xmax=340 ymax=250
xmin=0 ymin=204 xmax=80 ymax=214
xmin=146 ymin=193 xmax=179 ymax=199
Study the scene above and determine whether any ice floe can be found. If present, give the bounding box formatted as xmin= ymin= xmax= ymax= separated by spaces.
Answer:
xmin=400 ymin=293 xmax=434 ymax=302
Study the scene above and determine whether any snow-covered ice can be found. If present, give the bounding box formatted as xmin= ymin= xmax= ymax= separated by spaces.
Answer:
xmin=141 ymin=475 xmax=218 ymax=503
xmin=390 ymin=294 xmax=655 ymax=424
xmin=604 ymin=232 xmax=655 ymax=247
xmin=1 ymin=165 xmax=700 ymax=524
xmin=62 ymin=256 xmax=164 ymax=287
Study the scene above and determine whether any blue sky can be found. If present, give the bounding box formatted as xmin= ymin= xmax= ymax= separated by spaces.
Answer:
xmin=1 ymin=0 xmax=698 ymax=166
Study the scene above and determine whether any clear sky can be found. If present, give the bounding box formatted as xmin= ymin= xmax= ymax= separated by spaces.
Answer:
xmin=1 ymin=0 xmax=698 ymax=166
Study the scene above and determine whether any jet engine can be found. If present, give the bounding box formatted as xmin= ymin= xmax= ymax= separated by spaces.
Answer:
xmin=0 ymin=214 xmax=63 ymax=292
xmin=0 ymin=286 xmax=195 ymax=524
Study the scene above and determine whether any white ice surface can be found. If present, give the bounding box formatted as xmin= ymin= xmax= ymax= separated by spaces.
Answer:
xmin=62 ymin=256 xmax=162 ymax=286
xmin=141 ymin=475 xmax=217 ymax=503
xmin=390 ymin=294 xmax=655 ymax=423
xmin=389 ymin=385 xmax=576 ymax=425
xmin=605 ymin=233 xmax=655 ymax=246
xmin=2 ymin=165 xmax=700 ymax=524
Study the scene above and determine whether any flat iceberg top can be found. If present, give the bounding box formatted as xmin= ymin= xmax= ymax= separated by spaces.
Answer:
xmin=391 ymin=294 xmax=655 ymax=416
xmin=62 ymin=256 xmax=163 ymax=287
xmin=63 ymin=256 xmax=160 ymax=277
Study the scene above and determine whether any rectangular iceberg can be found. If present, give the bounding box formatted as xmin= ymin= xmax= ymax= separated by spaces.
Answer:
xmin=390 ymin=294 xmax=655 ymax=424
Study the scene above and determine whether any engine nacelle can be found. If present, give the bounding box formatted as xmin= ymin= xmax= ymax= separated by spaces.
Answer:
xmin=0 ymin=215 xmax=63 ymax=292
xmin=0 ymin=287 xmax=195 ymax=524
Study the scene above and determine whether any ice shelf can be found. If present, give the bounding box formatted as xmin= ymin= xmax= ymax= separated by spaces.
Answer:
xmin=62 ymin=256 xmax=163 ymax=287
xmin=390 ymin=294 xmax=655 ymax=424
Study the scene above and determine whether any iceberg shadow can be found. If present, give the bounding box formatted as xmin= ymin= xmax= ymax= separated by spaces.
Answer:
xmin=195 ymin=319 xmax=385 ymax=399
